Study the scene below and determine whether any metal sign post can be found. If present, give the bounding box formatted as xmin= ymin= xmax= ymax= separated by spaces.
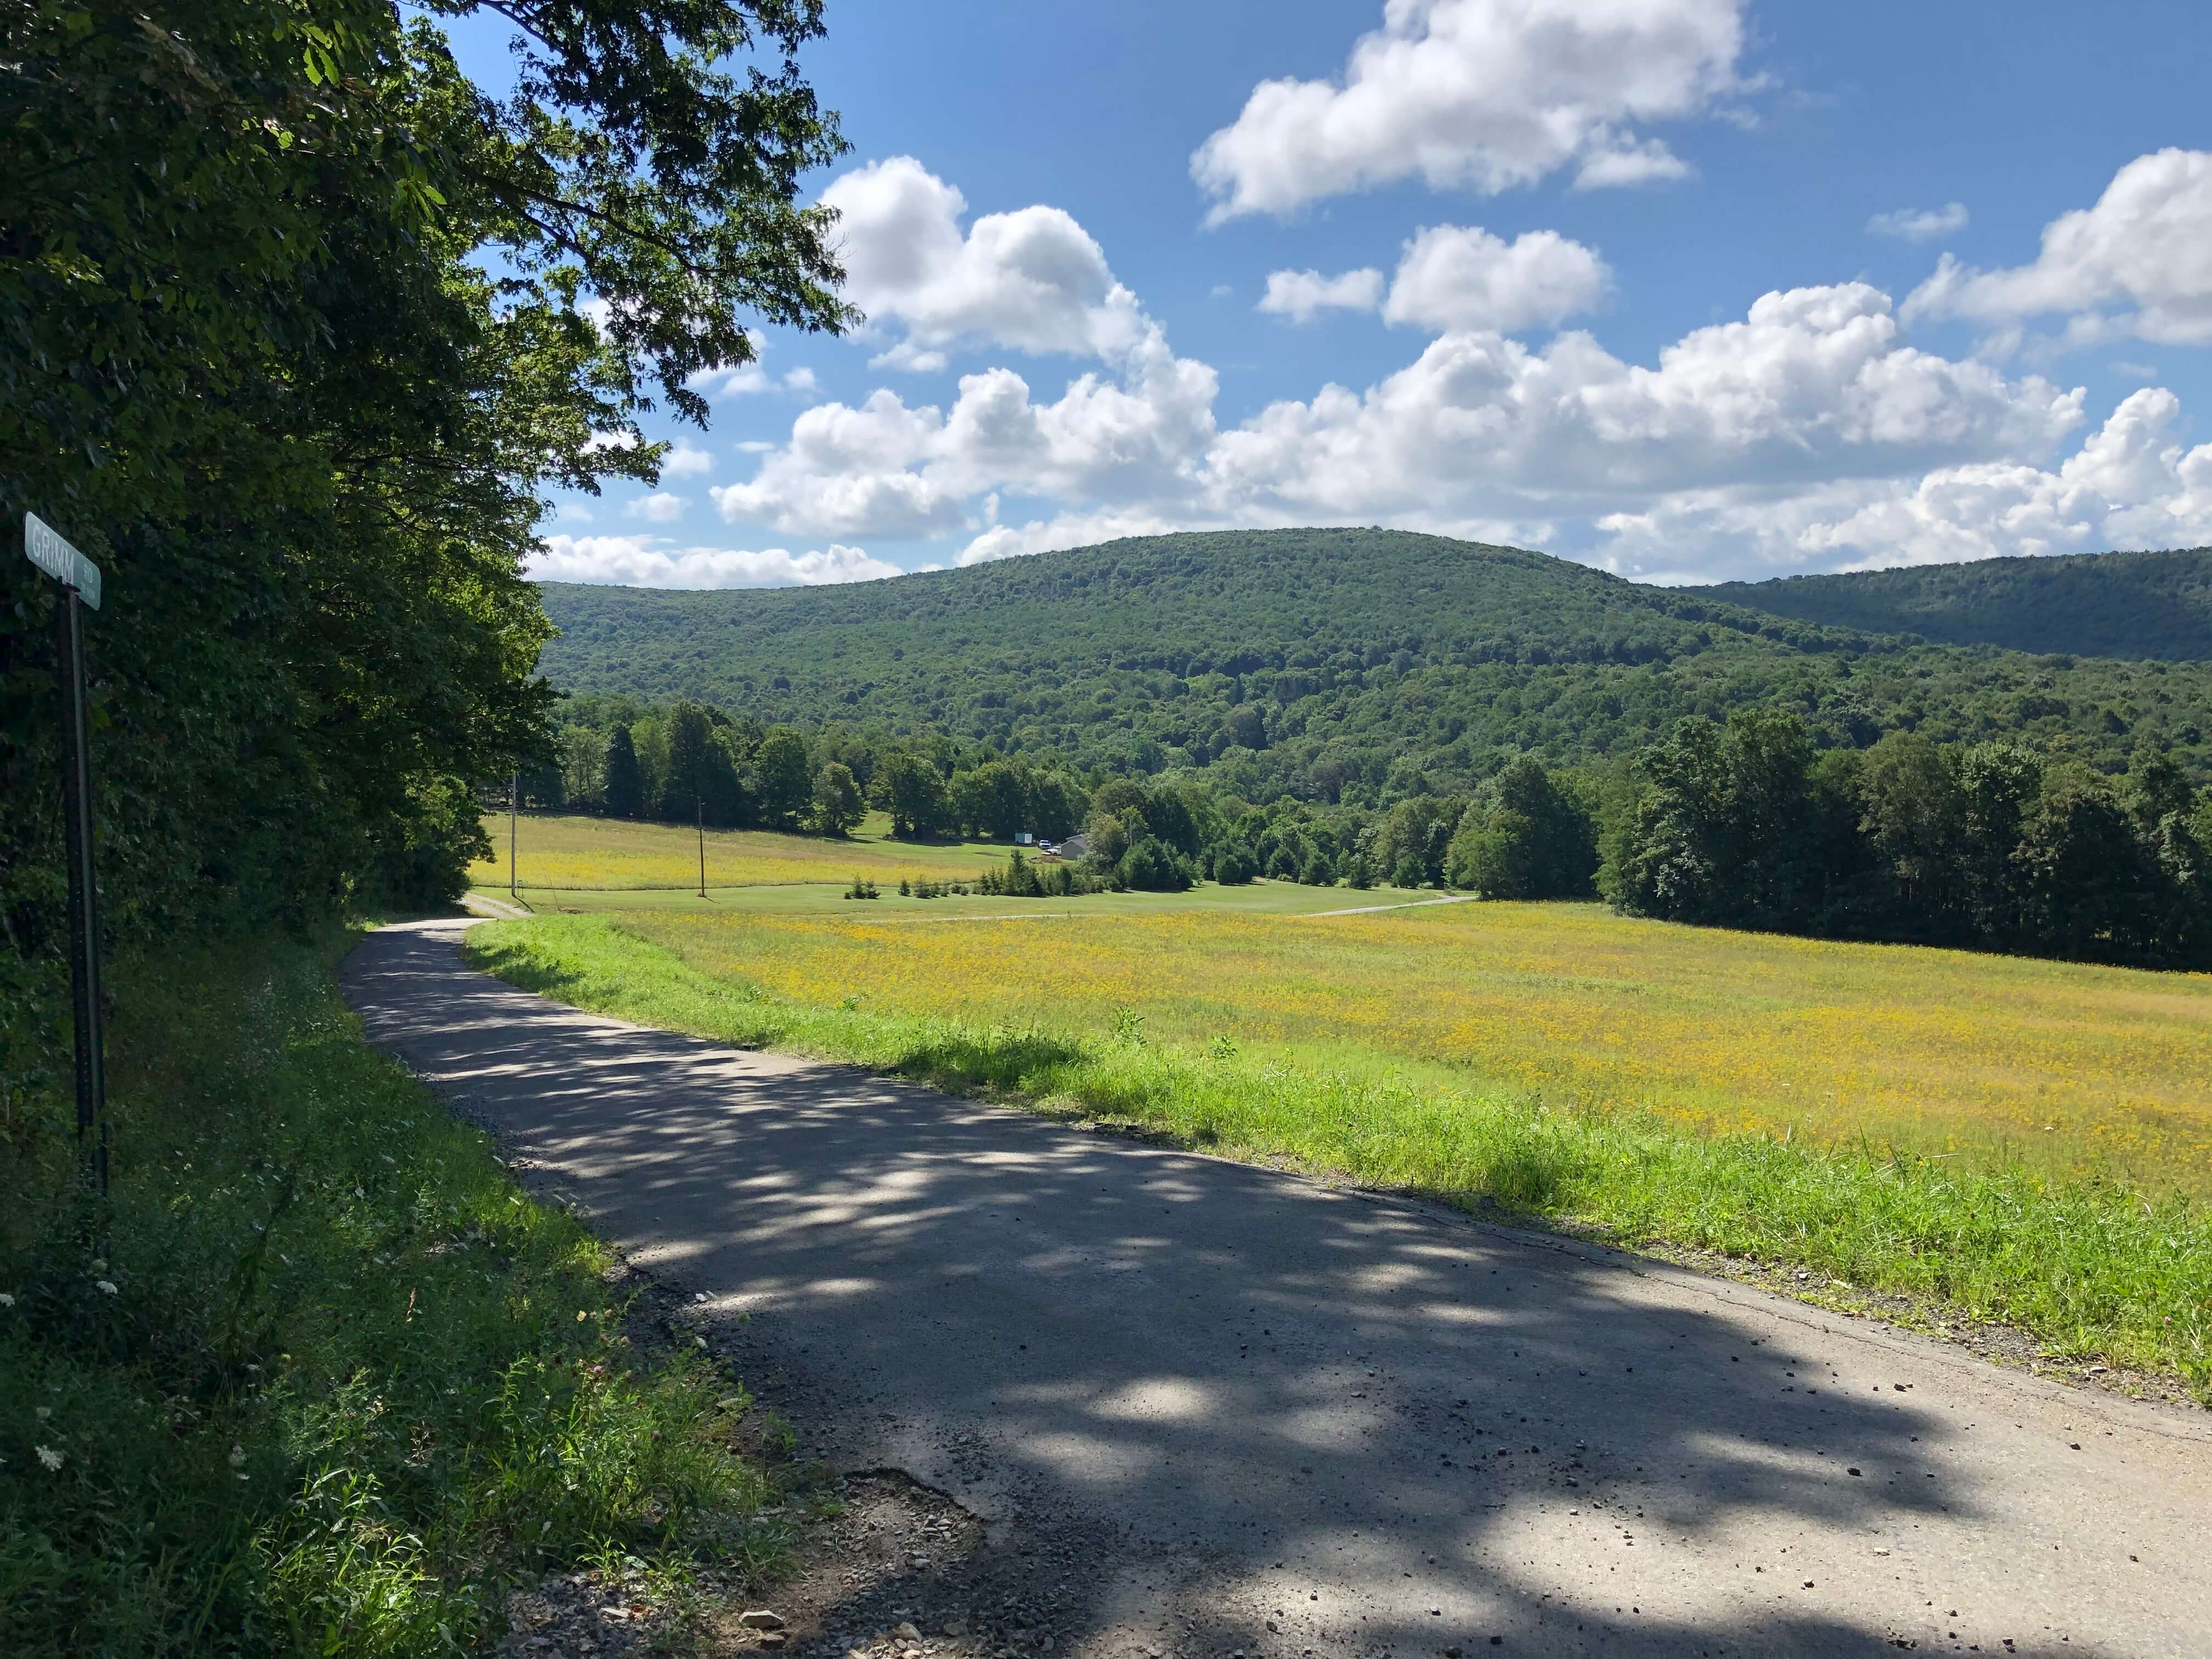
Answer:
xmin=696 ymin=794 xmax=707 ymax=898
xmin=510 ymin=769 xmax=519 ymax=900
xmin=23 ymin=513 xmax=107 ymax=1195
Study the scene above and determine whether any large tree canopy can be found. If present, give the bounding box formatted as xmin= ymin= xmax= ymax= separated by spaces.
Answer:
xmin=1 ymin=0 xmax=851 ymax=1080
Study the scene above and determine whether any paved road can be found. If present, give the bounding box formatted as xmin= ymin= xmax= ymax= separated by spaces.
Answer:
xmin=343 ymin=921 xmax=2212 ymax=1658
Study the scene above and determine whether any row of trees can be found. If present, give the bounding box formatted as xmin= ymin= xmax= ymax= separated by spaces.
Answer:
xmin=522 ymin=693 xmax=2212 ymax=967
xmin=521 ymin=698 xmax=1088 ymax=842
xmin=1613 ymin=713 xmax=2212 ymax=966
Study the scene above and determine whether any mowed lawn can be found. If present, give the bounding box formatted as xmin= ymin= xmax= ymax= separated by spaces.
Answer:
xmin=470 ymin=809 xmax=1012 ymax=890
xmin=618 ymin=901 xmax=2212 ymax=1196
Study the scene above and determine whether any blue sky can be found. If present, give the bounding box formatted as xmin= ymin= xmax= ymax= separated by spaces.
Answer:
xmin=451 ymin=1 xmax=2212 ymax=589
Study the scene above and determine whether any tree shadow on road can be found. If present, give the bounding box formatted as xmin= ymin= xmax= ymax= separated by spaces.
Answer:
xmin=347 ymin=925 xmax=2033 ymax=1657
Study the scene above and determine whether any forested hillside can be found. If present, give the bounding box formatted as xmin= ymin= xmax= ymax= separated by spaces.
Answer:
xmin=1713 ymin=547 xmax=2212 ymax=660
xmin=538 ymin=531 xmax=2212 ymax=800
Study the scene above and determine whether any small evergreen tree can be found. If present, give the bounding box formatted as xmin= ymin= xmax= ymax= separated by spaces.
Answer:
xmin=1119 ymin=836 xmax=1192 ymax=892
xmin=1212 ymin=844 xmax=1258 ymax=885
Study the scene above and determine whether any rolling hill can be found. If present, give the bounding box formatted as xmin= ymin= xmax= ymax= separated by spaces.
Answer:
xmin=1713 ymin=546 xmax=2212 ymax=660
xmin=536 ymin=530 xmax=2212 ymax=798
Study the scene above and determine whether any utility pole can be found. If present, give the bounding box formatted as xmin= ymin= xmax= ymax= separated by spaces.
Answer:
xmin=23 ymin=514 xmax=108 ymax=1195
xmin=510 ymin=769 xmax=519 ymax=901
xmin=697 ymin=793 xmax=707 ymax=899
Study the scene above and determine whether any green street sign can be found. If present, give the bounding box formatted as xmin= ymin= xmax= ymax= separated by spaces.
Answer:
xmin=24 ymin=511 xmax=101 ymax=609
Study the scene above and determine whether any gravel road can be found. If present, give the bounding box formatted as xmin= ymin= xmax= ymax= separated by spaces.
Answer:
xmin=343 ymin=920 xmax=2212 ymax=1658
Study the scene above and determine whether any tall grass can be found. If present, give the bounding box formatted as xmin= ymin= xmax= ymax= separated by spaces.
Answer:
xmin=469 ymin=915 xmax=2212 ymax=1401
xmin=0 ymin=932 xmax=787 ymax=1657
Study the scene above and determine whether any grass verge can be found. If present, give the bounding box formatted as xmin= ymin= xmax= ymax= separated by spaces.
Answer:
xmin=0 ymin=928 xmax=792 ymax=1657
xmin=468 ymin=913 xmax=2212 ymax=1403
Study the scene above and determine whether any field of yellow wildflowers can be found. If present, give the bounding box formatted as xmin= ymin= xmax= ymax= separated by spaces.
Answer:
xmin=469 ymin=905 xmax=2212 ymax=1391
xmin=620 ymin=899 xmax=2212 ymax=1196
xmin=468 ymin=810 xmax=1008 ymax=892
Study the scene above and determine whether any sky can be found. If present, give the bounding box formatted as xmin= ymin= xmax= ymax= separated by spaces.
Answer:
xmin=449 ymin=0 xmax=2212 ymax=591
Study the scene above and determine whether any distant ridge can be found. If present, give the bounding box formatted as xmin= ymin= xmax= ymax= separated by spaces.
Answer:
xmin=1712 ymin=547 xmax=2212 ymax=661
xmin=535 ymin=530 xmax=2212 ymax=794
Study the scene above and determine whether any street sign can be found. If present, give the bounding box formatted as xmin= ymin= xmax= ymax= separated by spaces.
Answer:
xmin=24 ymin=511 xmax=101 ymax=609
xmin=21 ymin=511 xmax=108 ymax=1194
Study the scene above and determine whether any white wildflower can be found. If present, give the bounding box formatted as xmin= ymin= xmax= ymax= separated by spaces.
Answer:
xmin=228 ymin=1444 xmax=247 ymax=1468
xmin=35 ymin=1407 xmax=50 ymax=1420
xmin=96 ymin=1280 xmax=118 ymax=1296
xmin=36 ymin=1446 xmax=63 ymax=1472
xmin=0 ymin=1293 xmax=15 ymax=1308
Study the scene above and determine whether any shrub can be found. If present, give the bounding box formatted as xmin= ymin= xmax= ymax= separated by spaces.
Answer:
xmin=1212 ymin=845 xmax=1258 ymax=885
xmin=1119 ymin=836 xmax=1192 ymax=893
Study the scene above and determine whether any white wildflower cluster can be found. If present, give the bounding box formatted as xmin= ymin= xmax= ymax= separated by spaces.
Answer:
xmin=36 ymin=1447 xmax=64 ymax=1472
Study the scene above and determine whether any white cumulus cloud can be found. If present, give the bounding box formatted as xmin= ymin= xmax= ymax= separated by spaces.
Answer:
xmin=1209 ymin=284 xmax=2080 ymax=523
xmin=1867 ymin=202 xmax=1969 ymax=242
xmin=694 ymin=154 xmax=2212 ymax=585
xmin=1257 ymin=267 xmax=1386 ymax=324
xmin=1596 ymin=389 xmax=2212 ymax=577
xmin=712 ymin=388 xmax=963 ymax=539
xmin=1904 ymin=149 xmax=2212 ymax=345
xmin=1382 ymin=225 xmax=1611 ymax=333
xmin=822 ymin=156 xmax=1147 ymax=362
xmin=529 ymin=534 xmax=900 ymax=589
xmin=1190 ymin=0 xmax=1747 ymax=222
xmin=1798 ymin=388 xmax=2212 ymax=565
xmin=624 ymin=492 xmax=690 ymax=523
xmin=659 ymin=443 xmax=713 ymax=478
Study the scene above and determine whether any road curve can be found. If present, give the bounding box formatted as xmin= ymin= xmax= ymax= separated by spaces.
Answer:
xmin=342 ymin=920 xmax=2212 ymax=1658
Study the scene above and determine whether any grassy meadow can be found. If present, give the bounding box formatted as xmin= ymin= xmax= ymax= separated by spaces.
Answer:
xmin=459 ymin=815 xmax=2212 ymax=1395
xmin=471 ymin=809 xmax=1011 ymax=891
xmin=614 ymin=901 xmax=2212 ymax=1195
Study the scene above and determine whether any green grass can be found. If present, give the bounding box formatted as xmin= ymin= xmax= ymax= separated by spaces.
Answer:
xmin=0 ymin=930 xmax=792 ymax=1657
xmin=468 ymin=913 xmax=2212 ymax=1402
xmin=496 ymin=871 xmax=1406 ymax=918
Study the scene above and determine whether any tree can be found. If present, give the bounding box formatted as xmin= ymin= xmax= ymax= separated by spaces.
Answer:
xmin=1084 ymin=810 xmax=1136 ymax=867
xmin=1028 ymin=772 xmax=1088 ymax=840
xmin=1850 ymin=732 xmax=1967 ymax=936
xmin=1212 ymin=845 xmax=1258 ymax=885
xmin=658 ymin=701 xmax=716 ymax=821
xmin=1616 ymin=712 xmax=1832 ymax=928
xmin=949 ymin=759 xmax=1031 ymax=840
xmin=751 ymin=727 xmax=814 ymax=828
xmin=1443 ymin=757 xmax=1596 ymax=899
xmin=2016 ymin=764 xmax=2160 ymax=963
xmin=560 ymin=727 xmax=606 ymax=809
xmin=2 ymin=0 xmax=855 ymax=961
xmin=1368 ymin=796 xmax=1464 ymax=889
xmin=877 ymin=752 xmax=948 ymax=838
xmin=603 ymin=726 xmax=645 ymax=818
xmin=811 ymin=762 xmax=865 ymax=837
xmin=1954 ymin=742 xmax=2044 ymax=949
xmin=1119 ymin=837 xmax=1192 ymax=892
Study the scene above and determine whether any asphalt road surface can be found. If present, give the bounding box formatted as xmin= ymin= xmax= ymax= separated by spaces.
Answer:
xmin=343 ymin=921 xmax=2212 ymax=1658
